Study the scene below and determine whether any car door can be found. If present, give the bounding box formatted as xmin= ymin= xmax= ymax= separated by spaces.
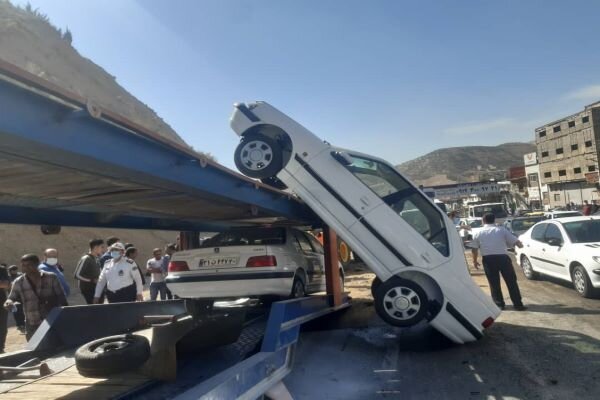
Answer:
xmin=525 ymin=223 xmax=549 ymax=272
xmin=292 ymin=230 xmax=323 ymax=292
xmin=541 ymin=223 xmax=570 ymax=277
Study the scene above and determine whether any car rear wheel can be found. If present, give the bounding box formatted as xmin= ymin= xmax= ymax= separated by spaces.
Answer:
xmin=370 ymin=277 xmax=382 ymax=298
xmin=234 ymin=134 xmax=283 ymax=179
xmin=520 ymin=256 xmax=539 ymax=280
xmin=374 ymin=277 xmax=428 ymax=327
xmin=571 ymin=265 xmax=597 ymax=298
xmin=290 ymin=277 xmax=306 ymax=298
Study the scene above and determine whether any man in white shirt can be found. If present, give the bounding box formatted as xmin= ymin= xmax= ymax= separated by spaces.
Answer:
xmin=471 ymin=213 xmax=527 ymax=311
xmin=146 ymin=248 xmax=167 ymax=301
xmin=93 ymin=243 xmax=143 ymax=304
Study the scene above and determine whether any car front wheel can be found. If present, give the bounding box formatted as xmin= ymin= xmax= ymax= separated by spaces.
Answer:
xmin=234 ymin=134 xmax=283 ymax=179
xmin=374 ymin=277 xmax=428 ymax=327
xmin=571 ymin=264 xmax=597 ymax=298
xmin=290 ymin=277 xmax=307 ymax=298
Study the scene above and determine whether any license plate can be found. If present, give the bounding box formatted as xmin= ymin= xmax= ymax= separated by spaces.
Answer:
xmin=198 ymin=257 xmax=239 ymax=267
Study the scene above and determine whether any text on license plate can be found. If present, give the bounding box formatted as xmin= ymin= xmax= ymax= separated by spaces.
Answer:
xmin=198 ymin=257 xmax=239 ymax=267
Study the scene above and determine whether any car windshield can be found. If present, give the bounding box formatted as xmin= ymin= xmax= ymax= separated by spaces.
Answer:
xmin=469 ymin=220 xmax=483 ymax=228
xmin=345 ymin=154 xmax=449 ymax=256
xmin=472 ymin=204 xmax=507 ymax=218
xmin=511 ymin=217 xmax=544 ymax=232
xmin=201 ymin=228 xmax=286 ymax=247
xmin=562 ymin=220 xmax=600 ymax=243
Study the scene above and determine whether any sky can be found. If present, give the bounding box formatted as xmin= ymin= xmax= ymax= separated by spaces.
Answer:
xmin=12 ymin=0 xmax=600 ymax=169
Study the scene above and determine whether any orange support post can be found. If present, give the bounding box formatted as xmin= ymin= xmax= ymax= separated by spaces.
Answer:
xmin=323 ymin=225 xmax=343 ymax=307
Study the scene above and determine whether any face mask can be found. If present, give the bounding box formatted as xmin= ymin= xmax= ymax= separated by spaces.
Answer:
xmin=45 ymin=258 xmax=58 ymax=266
xmin=110 ymin=251 xmax=122 ymax=259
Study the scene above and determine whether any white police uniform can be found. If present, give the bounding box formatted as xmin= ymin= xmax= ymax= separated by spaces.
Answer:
xmin=94 ymin=257 xmax=143 ymax=303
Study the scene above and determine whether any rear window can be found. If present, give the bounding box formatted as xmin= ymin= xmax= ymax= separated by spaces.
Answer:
xmin=511 ymin=217 xmax=544 ymax=232
xmin=201 ymin=228 xmax=286 ymax=247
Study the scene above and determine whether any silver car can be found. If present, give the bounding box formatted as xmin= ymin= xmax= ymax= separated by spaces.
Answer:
xmin=166 ymin=227 xmax=343 ymax=299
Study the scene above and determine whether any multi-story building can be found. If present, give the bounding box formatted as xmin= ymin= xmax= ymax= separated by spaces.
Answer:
xmin=523 ymin=152 xmax=548 ymax=210
xmin=536 ymin=101 xmax=600 ymax=209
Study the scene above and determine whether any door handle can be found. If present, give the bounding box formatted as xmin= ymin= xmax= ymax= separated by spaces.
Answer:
xmin=542 ymin=248 xmax=545 ymax=252
xmin=360 ymin=196 xmax=370 ymax=206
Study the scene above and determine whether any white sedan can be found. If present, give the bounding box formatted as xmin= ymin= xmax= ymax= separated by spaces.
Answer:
xmin=516 ymin=216 xmax=600 ymax=298
xmin=229 ymin=101 xmax=500 ymax=344
xmin=166 ymin=227 xmax=343 ymax=299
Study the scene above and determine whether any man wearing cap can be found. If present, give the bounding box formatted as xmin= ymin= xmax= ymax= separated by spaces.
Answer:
xmin=93 ymin=243 xmax=143 ymax=304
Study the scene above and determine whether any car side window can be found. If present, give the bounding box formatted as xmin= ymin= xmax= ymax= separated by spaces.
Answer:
xmin=294 ymin=232 xmax=314 ymax=253
xmin=306 ymin=234 xmax=324 ymax=254
xmin=544 ymin=224 xmax=563 ymax=244
xmin=531 ymin=224 xmax=547 ymax=242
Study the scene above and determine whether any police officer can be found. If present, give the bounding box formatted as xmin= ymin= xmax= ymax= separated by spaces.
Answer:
xmin=93 ymin=242 xmax=143 ymax=304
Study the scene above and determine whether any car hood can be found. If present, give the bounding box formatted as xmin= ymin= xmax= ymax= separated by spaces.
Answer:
xmin=571 ymin=242 xmax=600 ymax=254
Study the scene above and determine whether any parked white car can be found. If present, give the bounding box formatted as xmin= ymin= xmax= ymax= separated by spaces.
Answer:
xmin=166 ymin=227 xmax=343 ymax=299
xmin=516 ymin=216 xmax=600 ymax=298
xmin=229 ymin=101 xmax=500 ymax=344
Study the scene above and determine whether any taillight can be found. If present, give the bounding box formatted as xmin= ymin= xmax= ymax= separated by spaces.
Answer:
xmin=246 ymin=256 xmax=277 ymax=268
xmin=168 ymin=261 xmax=189 ymax=272
xmin=482 ymin=317 xmax=495 ymax=329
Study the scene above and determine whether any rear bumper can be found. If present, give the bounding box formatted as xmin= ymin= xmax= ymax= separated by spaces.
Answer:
xmin=166 ymin=272 xmax=294 ymax=298
xmin=430 ymin=301 xmax=500 ymax=344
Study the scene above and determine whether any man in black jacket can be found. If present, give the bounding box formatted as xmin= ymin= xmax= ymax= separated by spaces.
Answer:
xmin=74 ymin=239 xmax=106 ymax=304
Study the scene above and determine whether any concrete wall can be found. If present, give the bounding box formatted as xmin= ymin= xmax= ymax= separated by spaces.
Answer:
xmin=547 ymin=182 xmax=598 ymax=209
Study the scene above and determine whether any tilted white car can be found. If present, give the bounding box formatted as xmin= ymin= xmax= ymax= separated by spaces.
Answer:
xmin=166 ymin=227 xmax=343 ymax=299
xmin=229 ymin=101 xmax=500 ymax=344
xmin=516 ymin=216 xmax=600 ymax=298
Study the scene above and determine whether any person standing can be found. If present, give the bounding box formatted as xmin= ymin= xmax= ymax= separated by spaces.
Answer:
xmin=471 ymin=213 xmax=527 ymax=311
xmin=0 ymin=264 xmax=10 ymax=352
xmin=4 ymin=254 xmax=68 ymax=340
xmin=94 ymin=243 xmax=143 ymax=304
xmin=74 ymin=239 xmax=106 ymax=304
xmin=147 ymin=248 xmax=167 ymax=301
xmin=38 ymin=248 xmax=70 ymax=298
xmin=125 ymin=246 xmax=146 ymax=286
xmin=7 ymin=265 xmax=25 ymax=332
xmin=582 ymin=200 xmax=592 ymax=216
xmin=161 ymin=243 xmax=177 ymax=300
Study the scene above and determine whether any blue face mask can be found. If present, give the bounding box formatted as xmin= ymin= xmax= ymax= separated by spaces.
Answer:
xmin=110 ymin=251 xmax=122 ymax=259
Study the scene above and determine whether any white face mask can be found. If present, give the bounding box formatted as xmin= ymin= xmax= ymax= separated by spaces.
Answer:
xmin=45 ymin=258 xmax=58 ymax=266
xmin=110 ymin=251 xmax=122 ymax=260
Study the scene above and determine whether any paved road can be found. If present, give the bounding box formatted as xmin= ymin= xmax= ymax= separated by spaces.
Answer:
xmin=286 ymin=257 xmax=600 ymax=399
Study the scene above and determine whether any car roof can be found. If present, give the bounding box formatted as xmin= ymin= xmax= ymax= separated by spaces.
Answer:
xmin=512 ymin=215 xmax=545 ymax=220
xmin=549 ymin=216 xmax=599 ymax=224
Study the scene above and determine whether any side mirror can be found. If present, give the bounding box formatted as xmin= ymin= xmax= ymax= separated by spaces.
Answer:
xmin=547 ymin=237 xmax=562 ymax=247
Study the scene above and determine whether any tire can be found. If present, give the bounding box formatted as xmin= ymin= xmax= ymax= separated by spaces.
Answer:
xmin=338 ymin=241 xmax=352 ymax=265
xmin=234 ymin=134 xmax=283 ymax=179
xmin=374 ymin=277 xmax=428 ymax=327
xmin=571 ymin=264 xmax=597 ymax=298
xmin=75 ymin=334 xmax=150 ymax=377
xmin=520 ymin=256 xmax=539 ymax=280
xmin=339 ymin=272 xmax=345 ymax=293
xmin=370 ymin=277 xmax=382 ymax=299
xmin=290 ymin=276 xmax=307 ymax=298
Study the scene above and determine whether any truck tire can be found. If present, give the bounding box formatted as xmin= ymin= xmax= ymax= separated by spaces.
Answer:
xmin=234 ymin=134 xmax=283 ymax=179
xmin=374 ymin=277 xmax=428 ymax=327
xmin=75 ymin=334 xmax=150 ymax=377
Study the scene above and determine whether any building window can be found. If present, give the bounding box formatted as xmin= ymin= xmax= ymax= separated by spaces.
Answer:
xmin=574 ymin=167 xmax=582 ymax=174
xmin=556 ymin=148 xmax=564 ymax=155
xmin=544 ymin=172 xmax=552 ymax=178
xmin=528 ymin=173 xmax=538 ymax=184
xmin=589 ymin=165 xmax=597 ymax=172
xmin=558 ymin=170 xmax=567 ymax=176
xmin=541 ymin=151 xmax=549 ymax=157
xmin=553 ymin=125 xmax=561 ymax=133
xmin=582 ymin=116 xmax=590 ymax=123
xmin=554 ymin=193 xmax=561 ymax=201
xmin=539 ymin=130 xmax=546 ymax=138
xmin=568 ymin=121 xmax=575 ymax=128
xmin=585 ymin=140 xmax=593 ymax=147
xmin=571 ymin=144 xmax=578 ymax=151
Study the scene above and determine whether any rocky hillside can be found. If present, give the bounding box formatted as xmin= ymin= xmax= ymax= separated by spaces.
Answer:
xmin=397 ymin=142 xmax=536 ymax=186
xmin=0 ymin=0 xmax=188 ymax=147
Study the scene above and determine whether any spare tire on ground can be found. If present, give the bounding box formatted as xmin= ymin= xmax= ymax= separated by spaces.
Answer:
xmin=75 ymin=334 xmax=150 ymax=377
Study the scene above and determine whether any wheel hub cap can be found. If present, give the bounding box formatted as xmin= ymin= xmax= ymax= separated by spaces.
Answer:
xmin=383 ymin=286 xmax=421 ymax=321
xmin=240 ymin=140 xmax=273 ymax=171
xmin=574 ymin=271 xmax=585 ymax=292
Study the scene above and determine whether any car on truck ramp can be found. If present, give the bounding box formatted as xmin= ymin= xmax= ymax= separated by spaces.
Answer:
xmin=229 ymin=101 xmax=500 ymax=344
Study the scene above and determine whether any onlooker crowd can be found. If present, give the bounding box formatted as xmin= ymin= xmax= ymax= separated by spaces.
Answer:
xmin=0 ymin=235 xmax=178 ymax=350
